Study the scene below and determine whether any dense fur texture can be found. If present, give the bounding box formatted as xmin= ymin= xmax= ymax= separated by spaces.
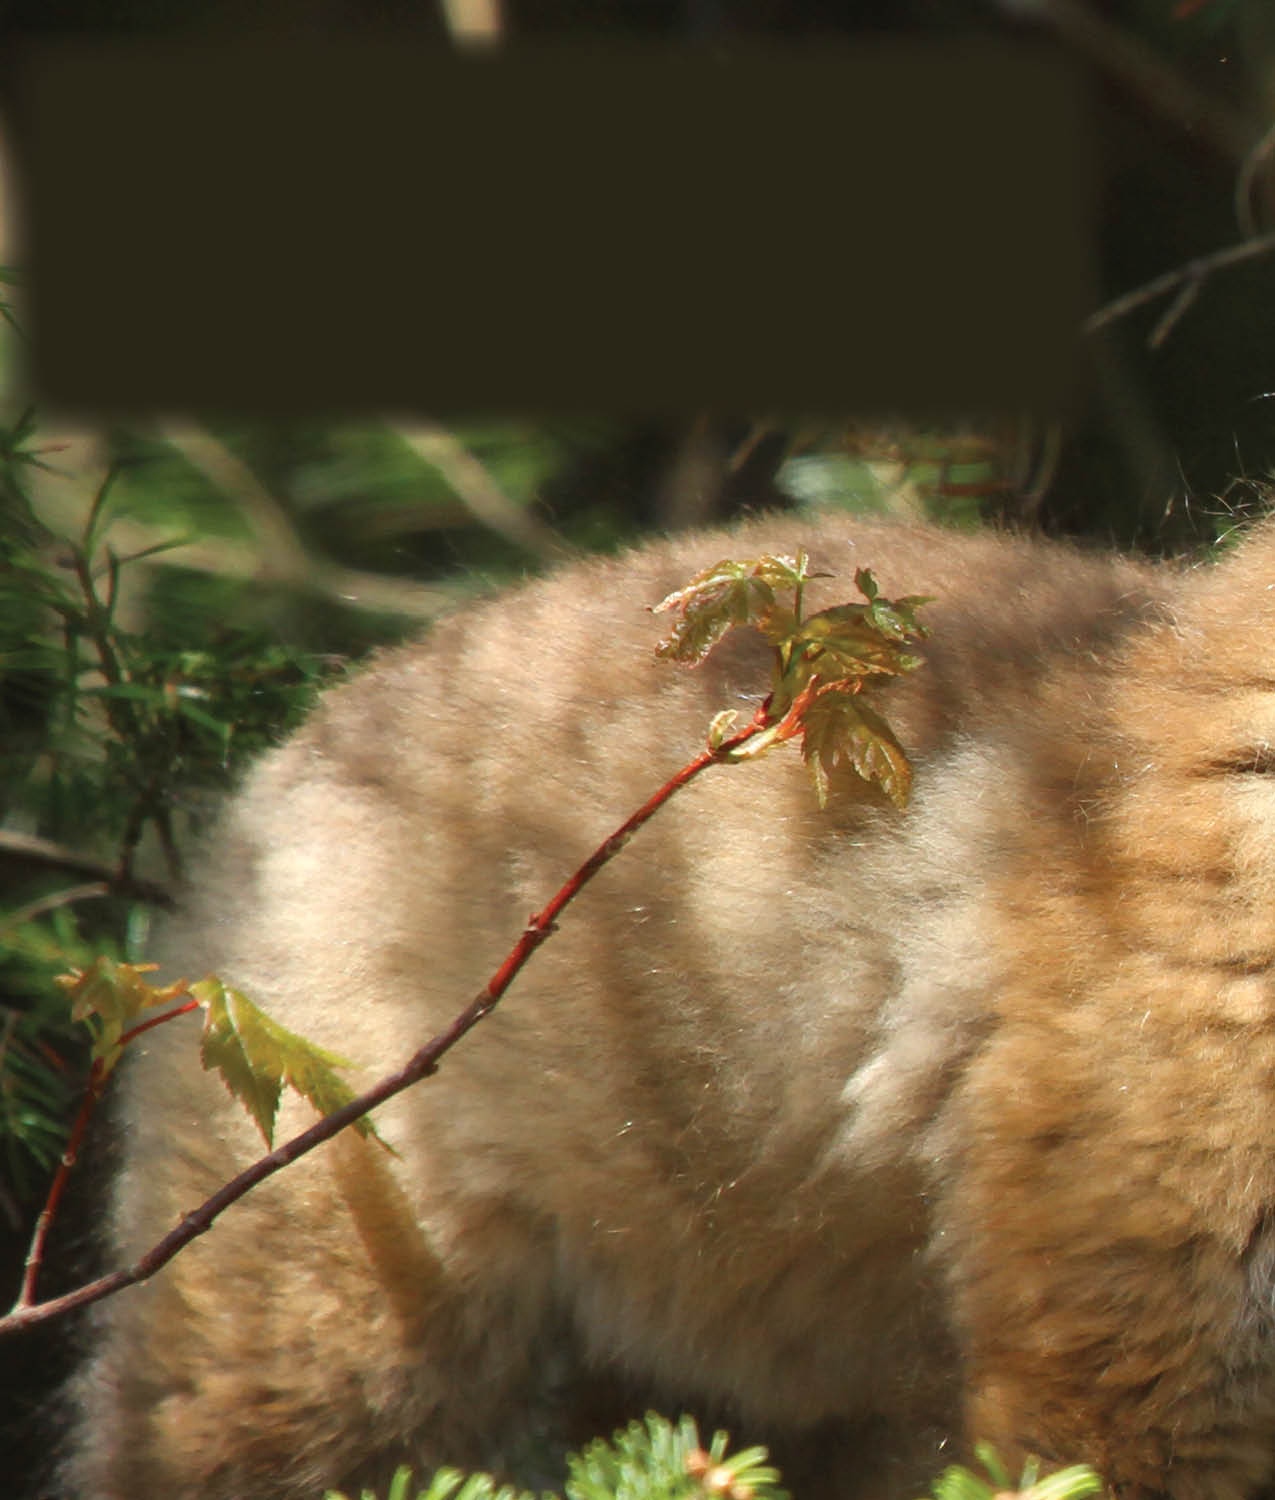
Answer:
xmin=64 ymin=513 xmax=1275 ymax=1500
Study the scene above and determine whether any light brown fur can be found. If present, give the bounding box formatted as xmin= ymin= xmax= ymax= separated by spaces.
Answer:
xmin=64 ymin=513 xmax=1275 ymax=1499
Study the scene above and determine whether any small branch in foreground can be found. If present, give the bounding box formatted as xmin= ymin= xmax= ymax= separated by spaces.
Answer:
xmin=0 ymin=712 xmax=767 ymax=1335
xmin=394 ymin=420 xmax=569 ymax=565
xmin=2 ymin=553 xmax=927 ymax=1335
xmin=12 ymin=997 xmax=201 ymax=1310
xmin=993 ymin=0 xmax=1249 ymax=163
xmin=1083 ymin=231 xmax=1275 ymax=347
xmin=1 ymin=881 xmax=111 ymax=930
xmin=0 ymin=830 xmax=174 ymax=912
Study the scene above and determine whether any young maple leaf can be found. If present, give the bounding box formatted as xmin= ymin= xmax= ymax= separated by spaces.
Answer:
xmin=654 ymin=550 xmax=929 ymax=807
xmin=799 ymin=687 xmax=914 ymax=810
xmin=191 ymin=977 xmax=385 ymax=1149
xmin=789 ymin=572 xmax=929 ymax=677
xmin=853 ymin=566 xmax=931 ymax=641
xmin=56 ymin=958 xmax=192 ymax=1073
xmin=788 ymin=605 xmax=916 ymax=682
xmin=761 ymin=567 xmax=926 ymax=722
xmin=652 ymin=554 xmax=810 ymax=664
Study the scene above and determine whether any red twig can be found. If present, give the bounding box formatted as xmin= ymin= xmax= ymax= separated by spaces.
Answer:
xmin=118 ymin=998 xmax=202 ymax=1047
xmin=0 ymin=713 xmax=768 ymax=1336
xmin=11 ymin=997 xmax=202 ymax=1312
xmin=15 ymin=1060 xmax=109 ymax=1310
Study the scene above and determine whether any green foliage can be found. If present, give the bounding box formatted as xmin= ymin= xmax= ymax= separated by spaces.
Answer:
xmin=321 ymin=1425 xmax=1108 ymax=1500
xmin=1 ymin=465 xmax=326 ymax=863
xmin=54 ymin=958 xmax=382 ymax=1147
xmin=568 ymin=1413 xmax=784 ymax=1500
xmin=0 ymin=267 xmax=22 ymax=344
xmin=330 ymin=1467 xmax=539 ymax=1500
xmin=653 ymin=554 xmax=810 ymax=664
xmin=325 ymin=1414 xmax=787 ymax=1500
xmin=0 ymin=415 xmax=330 ymax=1204
xmin=57 ymin=956 xmax=190 ymax=1075
xmin=922 ymin=1444 xmax=1103 ymax=1500
xmin=0 ymin=920 xmax=80 ymax=1200
xmin=654 ymin=552 xmax=929 ymax=808
xmin=193 ymin=975 xmax=381 ymax=1147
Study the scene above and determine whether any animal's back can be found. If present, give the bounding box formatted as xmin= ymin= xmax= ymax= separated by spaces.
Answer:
xmin=65 ymin=514 xmax=1275 ymax=1500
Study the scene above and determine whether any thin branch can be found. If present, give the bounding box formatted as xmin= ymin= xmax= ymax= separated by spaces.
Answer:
xmin=726 ymin=420 xmax=782 ymax=476
xmin=15 ymin=1058 xmax=108 ymax=1309
xmin=993 ymin=0 xmax=1250 ymax=162
xmin=156 ymin=421 xmax=314 ymax=582
xmin=0 ymin=711 xmax=767 ymax=1336
xmin=1147 ymin=277 xmax=1202 ymax=350
xmin=168 ymin=416 xmax=570 ymax=579
xmin=14 ymin=997 xmax=202 ymax=1309
xmin=1 ymin=882 xmax=111 ymax=930
xmin=1010 ymin=418 xmax=1064 ymax=526
xmin=0 ymin=831 xmax=173 ymax=911
xmin=2 ymin=560 xmax=923 ymax=1333
xmin=1083 ymin=231 xmax=1275 ymax=345
xmin=27 ymin=427 xmax=473 ymax=622
xmin=394 ymin=420 xmax=571 ymax=564
xmin=1235 ymin=121 xmax=1275 ymax=238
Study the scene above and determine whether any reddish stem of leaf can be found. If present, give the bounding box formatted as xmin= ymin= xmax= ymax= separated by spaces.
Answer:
xmin=119 ymin=997 xmax=201 ymax=1047
xmin=0 ymin=709 xmax=769 ymax=1336
xmin=10 ymin=995 xmax=202 ymax=1312
xmin=483 ymin=706 xmax=767 ymax=1006
xmin=13 ymin=1059 xmax=107 ymax=1311
xmin=767 ymin=676 xmax=822 ymax=744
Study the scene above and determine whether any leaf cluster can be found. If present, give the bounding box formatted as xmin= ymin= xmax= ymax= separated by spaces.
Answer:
xmin=924 ymin=1444 xmax=1103 ymax=1500
xmin=654 ymin=553 xmax=929 ymax=808
xmin=0 ymin=422 xmax=329 ymax=1204
xmin=57 ymin=956 xmax=189 ymax=1076
xmin=1 ymin=463 xmax=325 ymax=869
xmin=326 ymin=1413 xmax=787 ymax=1500
xmin=57 ymin=958 xmax=380 ymax=1147
xmin=324 ymin=1423 xmax=1103 ymax=1500
xmin=194 ymin=975 xmax=380 ymax=1146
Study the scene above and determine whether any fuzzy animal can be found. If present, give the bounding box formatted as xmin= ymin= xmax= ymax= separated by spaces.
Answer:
xmin=65 ymin=513 xmax=1275 ymax=1500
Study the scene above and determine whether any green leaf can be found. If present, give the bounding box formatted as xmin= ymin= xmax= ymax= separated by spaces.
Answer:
xmin=652 ymin=554 xmax=807 ymax=665
xmin=191 ymin=976 xmax=383 ymax=1148
xmin=800 ymin=690 xmax=914 ymax=810
xmin=924 ymin=1465 xmax=996 ymax=1500
xmin=56 ymin=957 xmax=192 ymax=1072
xmin=1027 ymin=1466 xmax=1104 ymax=1500
xmin=972 ymin=1443 xmax=1012 ymax=1491
xmin=173 ymin=695 xmax=235 ymax=740
xmin=324 ymin=1465 xmax=540 ymax=1500
xmin=921 ymin=1446 xmax=1103 ymax=1500
xmin=323 ymin=1414 xmax=790 ymax=1500
xmin=657 ymin=552 xmax=929 ymax=809
xmin=789 ymin=601 xmax=927 ymax=681
xmin=567 ymin=1412 xmax=787 ymax=1500
xmin=706 ymin=710 xmax=740 ymax=750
